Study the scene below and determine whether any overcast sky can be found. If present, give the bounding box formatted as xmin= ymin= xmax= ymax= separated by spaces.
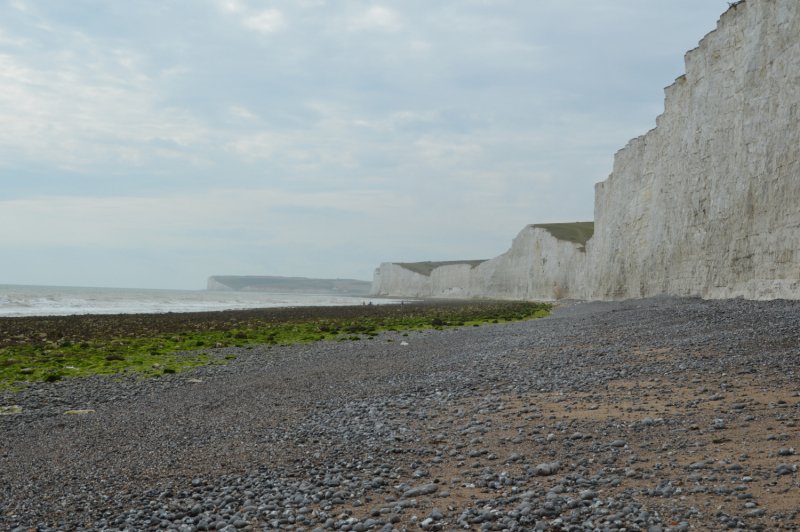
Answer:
xmin=1 ymin=0 xmax=734 ymax=289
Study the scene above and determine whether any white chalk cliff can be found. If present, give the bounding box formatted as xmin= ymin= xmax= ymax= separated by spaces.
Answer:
xmin=370 ymin=226 xmax=588 ymax=300
xmin=372 ymin=0 xmax=800 ymax=301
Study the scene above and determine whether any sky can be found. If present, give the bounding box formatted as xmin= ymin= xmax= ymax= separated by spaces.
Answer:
xmin=0 ymin=0 xmax=735 ymax=289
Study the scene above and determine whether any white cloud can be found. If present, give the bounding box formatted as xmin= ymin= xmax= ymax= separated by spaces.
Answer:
xmin=0 ymin=0 xmax=738 ymax=287
xmin=349 ymin=6 xmax=402 ymax=32
xmin=243 ymin=9 xmax=286 ymax=34
xmin=414 ymin=137 xmax=483 ymax=170
xmin=214 ymin=0 xmax=244 ymax=13
xmin=228 ymin=106 xmax=259 ymax=120
xmin=0 ymin=43 xmax=217 ymax=172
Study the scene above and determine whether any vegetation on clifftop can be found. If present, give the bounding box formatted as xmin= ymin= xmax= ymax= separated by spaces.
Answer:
xmin=532 ymin=222 xmax=595 ymax=251
xmin=396 ymin=260 xmax=488 ymax=276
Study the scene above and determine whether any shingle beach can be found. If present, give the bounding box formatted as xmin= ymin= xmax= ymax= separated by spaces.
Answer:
xmin=2 ymin=297 xmax=800 ymax=532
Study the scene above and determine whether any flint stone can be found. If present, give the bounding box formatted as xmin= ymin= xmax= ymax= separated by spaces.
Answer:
xmin=403 ymin=483 xmax=439 ymax=498
xmin=535 ymin=461 xmax=560 ymax=476
xmin=429 ymin=508 xmax=444 ymax=520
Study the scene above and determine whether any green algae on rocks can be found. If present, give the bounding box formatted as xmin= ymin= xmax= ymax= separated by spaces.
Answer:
xmin=0 ymin=300 xmax=551 ymax=387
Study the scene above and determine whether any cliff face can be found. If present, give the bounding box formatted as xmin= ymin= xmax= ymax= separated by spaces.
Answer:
xmin=369 ymin=263 xmax=438 ymax=298
xmin=371 ymin=0 xmax=800 ymax=302
xmin=469 ymin=225 xmax=588 ymax=300
xmin=588 ymin=0 xmax=800 ymax=300
xmin=370 ymin=225 xmax=587 ymax=300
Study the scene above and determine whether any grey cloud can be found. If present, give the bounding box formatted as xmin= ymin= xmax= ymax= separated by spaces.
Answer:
xmin=0 ymin=0 xmax=735 ymax=288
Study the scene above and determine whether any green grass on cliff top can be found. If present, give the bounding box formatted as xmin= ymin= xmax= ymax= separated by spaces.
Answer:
xmin=532 ymin=222 xmax=594 ymax=251
xmin=396 ymin=260 xmax=488 ymax=276
xmin=0 ymin=301 xmax=551 ymax=389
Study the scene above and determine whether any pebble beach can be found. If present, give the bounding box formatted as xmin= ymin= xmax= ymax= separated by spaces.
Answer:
xmin=2 ymin=296 xmax=800 ymax=532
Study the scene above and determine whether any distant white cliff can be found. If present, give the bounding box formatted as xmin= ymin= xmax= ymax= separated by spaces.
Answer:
xmin=371 ymin=224 xmax=590 ymax=300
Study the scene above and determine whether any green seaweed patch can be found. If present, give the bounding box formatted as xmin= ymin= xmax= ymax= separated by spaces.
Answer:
xmin=0 ymin=347 xmax=218 ymax=389
xmin=0 ymin=301 xmax=551 ymax=387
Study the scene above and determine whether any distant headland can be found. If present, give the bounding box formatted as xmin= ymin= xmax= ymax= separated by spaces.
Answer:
xmin=207 ymin=275 xmax=371 ymax=295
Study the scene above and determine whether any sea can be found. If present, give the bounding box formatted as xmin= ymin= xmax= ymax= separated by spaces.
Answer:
xmin=0 ymin=284 xmax=396 ymax=317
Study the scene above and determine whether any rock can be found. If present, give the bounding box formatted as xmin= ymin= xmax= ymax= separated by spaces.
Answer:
xmin=403 ymin=483 xmax=438 ymax=498
xmin=535 ymin=462 xmax=560 ymax=476
xmin=429 ymin=508 xmax=444 ymax=520
xmin=579 ymin=490 xmax=598 ymax=500
xmin=64 ymin=409 xmax=95 ymax=415
xmin=775 ymin=464 xmax=797 ymax=476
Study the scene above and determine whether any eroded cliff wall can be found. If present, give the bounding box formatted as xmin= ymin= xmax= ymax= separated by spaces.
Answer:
xmin=588 ymin=0 xmax=800 ymax=300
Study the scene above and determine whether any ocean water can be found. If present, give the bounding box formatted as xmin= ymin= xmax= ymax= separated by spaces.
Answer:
xmin=0 ymin=284 xmax=394 ymax=317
